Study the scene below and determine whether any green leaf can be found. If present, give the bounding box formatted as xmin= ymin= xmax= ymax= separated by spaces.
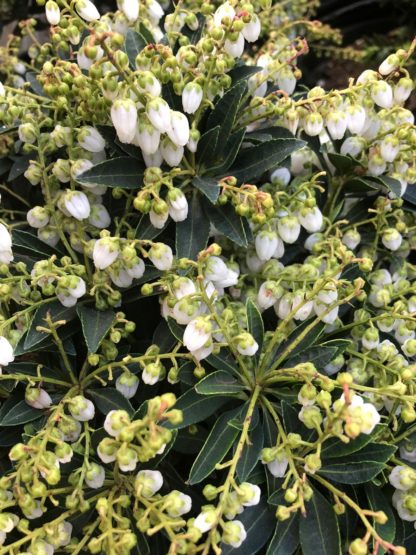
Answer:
xmin=165 ymin=388 xmax=229 ymax=429
xmin=9 ymin=154 xmax=31 ymax=181
xmin=266 ymin=513 xmax=299 ymax=555
xmin=192 ymin=176 xmax=220 ymax=203
xmin=318 ymin=460 xmax=389 ymax=484
xmin=138 ymin=22 xmax=154 ymax=43
xmin=221 ymin=498 xmax=275 ymax=555
xmin=300 ymin=488 xmax=341 ymax=555
xmin=203 ymin=200 xmax=249 ymax=247
xmin=135 ymin=213 xmax=167 ymax=240
xmin=367 ymin=484 xmax=396 ymax=555
xmin=88 ymin=388 xmax=134 ymax=416
xmin=173 ymin=426 xmax=208 ymax=454
xmin=228 ymin=403 xmax=259 ymax=431
xmin=24 ymin=300 xmax=76 ymax=352
xmin=269 ymin=319 xmax=326 ymax=368
xmin=327 ymin=153 xmax=361 ymax=174
xmin=188 ymin=411 xmax=239 ymax=484
xmin=76 ymin=306 xmax=115 ymax=354
xmin=77 ymin=157 xmax=144 ymax=189
xmin=176 ymin=193 xmax=210 ymax=260
xmin=195 ymin=371 xmax=245 ymax=396
xmin=282 ymin=401 xmax=316 ymax=443
xmin=287 ymin=339 xmax=351 ymax=369
xmin=237 ymin=421 xmax=264 ymax=482
xmin=228 ymin=64 xmax=261 ymax=84
xmin=207 ymin=81 xmax=247 ymax=153
xmin=247 ymin=126 xmax=295 ymax=143
xmin=322 ymin=425 xmax=385 ymax=458
xmin=246 ymin=298 xmax=264 ymax=362
xmin=167 ymin=317 xmax=184 ymax=342
xmin=206 ymin=349 xmax=239 ymax=377
xmin=124 ymin=29 xmax=146 ymax=67
xmin=369 ymin=175 xmax=403 ymax=197
xmin=0 ymin=400 xmax=43 ymax=427
xmin=12 ymin=230 xmax=63 ymax=259
xmin=196 ymin=126 xmax=221 ymax=167
xmin=229 ymin=139 xmax=305 ymax=182
xmin=209 ymin=128 xmax=246 ymax=175
xmin=343 ymin=177 xmax=379 ymax=194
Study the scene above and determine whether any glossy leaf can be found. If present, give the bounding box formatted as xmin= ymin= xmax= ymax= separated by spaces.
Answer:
xmin=266 ymin=513 xmax=299 ymax=555
xmin=203 ymin=200 xmax=249 ymax=247
xmin=367 ymin=484 xmax=396 ymax=554
xmin=188 ymin=411 xmax=239 ymax=484
xmin=196 ymin=126 xmax=221 ymax=167
xmin=246 ymin=298 xmax=264 ymax=362
xmin=236 ymin=421 xmax=264 ymax=482
xmin=77 ymin=306 xmax=115 ymax=354
xmin=176 ymin=193 xmax=210 ymax=260
xmin=195 ymin=370 xmax=245 ymax=396
xmin=192 ymin=176 xmax=220 ymax=203
xmin=207 ymin=81 xmax=247 ymax=151
xmin=88 ymin=388 xmax=134 ymax=416
xmin=0 ymin=400 xmax=43 ymax=427
xmin=77 ymin=157 xmax=144 ymax=189
xmin=24 ymin=300 xmax=76 ymax=352
xmin=124 ymin=29 xmax=146 ymax=67
xmin=165 ymin=388 xmax=229 ymax=429
xmin=300 ymin=488 xmax=341 ymax=555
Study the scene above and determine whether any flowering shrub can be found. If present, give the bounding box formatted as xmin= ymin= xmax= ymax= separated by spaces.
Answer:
xmin=0 ymin=0 xmax=416 ymax=553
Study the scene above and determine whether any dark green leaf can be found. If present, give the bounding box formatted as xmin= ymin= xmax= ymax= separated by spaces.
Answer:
xmin=282 ymin=401 xmax=316 ymax=442
xmin=203 ymin=200 xmax=248 ymax=247
xmin=188 ymin=412 xmax=239 ymax=484
xmin=318 ymin=460 xmax=388 ymax=484
xmin=9 ymin=155 xmax=31 ymax=181
xmin=228 ymin=64 xmax=261 ymax=84
xmin=26 ymin=71 xmax=46 ymax=97
xmin=12 ymin=230 xmax=63 ymax=259
xmin=322 ymin=425 xmax=385 ymax=458
xmin=237 ymin=421 xmax=264 ymax=482
xmin=247 ymin=126 xmax=295 ymax=143
xmin=167 ymin=317 xmax=184 ymax=342
xmin=367 ymin=175 xmax=403 ymax=197
xmin=287 ymin=339 xmax=351 ymax=369
xmin=124 ymin=29 xmax=146 ymax=67
xmin=206 ymin=349 xmax=239 ymax=377
xmin=173 ymin=426 xmax=208 ymax=454
xmin=343 ymin=177 xmax=379 ymax=194
xmin=165 ymin=388 xmax=229 ymax=429
xmin=24 ymin=300 xmax=76 ymax=352
xmin=178 ymin=360 xmax=198 ymax=386
xmin=300 ymin=488 xmax=341 ymax=555
xmin=268 ymin=319 xmax=325 ymax=368
xmin=135 ymin=213 xmax=167 ymax=240
xmin=176 ymin=193 xmax=210 ymax=260
xmin=0 ymin=400 xmax=44 ymax=427
xmin=327 ymin=153 xmax=361 ymax=174
xmin=77 ymin=157 xmax=144 ymax=189
xmin=207 ymin=81 xmax=247 ymax=153
xmin=367 ymin=484 xmax=395 ymax=554
xmin=246 ymin=298 xmax=264 ymax=362
xmin=229 ymin=139 xmax=305 ymax=182
xmin=228 ymin=402 xmax=259 ymax=431
xmin=192 ymin=176 xmax=220 ymax=203
xmin=196 ymin=126 xmax=221 ymax=167
xmin=76 ymin=306 xmax=115 ymax=354
xmin=6 ymin=361 xmax=65 ymax=381
xmin=138 ymin=23 xmax=154 ymax=43
xmin=88 ymin=388 xmax=133 ymax=416
xmin=404 ymin=187 xmax=416 ymax=207
xmin=221 ymin=498 xmax=275 ymax=555
xmin=266 ymin=513 xmax=299 ymax=555
xmin=152 ymin=320 xmax=177 ymax=352
xmin=195 ymin=371 xmax=245 ymax=395
xmin=209 ymin=128 xmax=246 ymax=175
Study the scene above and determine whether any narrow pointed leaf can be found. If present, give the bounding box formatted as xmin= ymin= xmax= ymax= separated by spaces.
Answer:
xmin=76 ymin=306 xmax=115 ymax=354
xmin=77 ymin=157 xmax=144 ymax=189
xmin=176 ymin=193 xmax=210 ymax=260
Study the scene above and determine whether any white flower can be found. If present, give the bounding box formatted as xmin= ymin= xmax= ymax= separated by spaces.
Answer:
xmin=392 ymin=489 xmax=416 ymax=522
xmin=133 ymin=117 xmax=160 ymax=155
xmin=394 ymin=77 xmax=413 ymax=104
xmin=183 ymin=317 xmax=212 ymax=352
xmin=277 ymin=66 xmax=297 ymax=95
xmin=165 ymin=491 xmax=192 ymax=517
xmin=45 ymin=1 xmax=60 ymax=25
xmin=78 ymin=126 xmax=105 ymax=153
xmin=109 ymin=267 xmax=133 ymax=288
xmin=342 ymin=229 xmax=361 ymax=249
xmin=160 ymin=137 xmax=184 ymax=167
xmin=400 ymin=444 xmax=416 ymax=463
xmin=205 ymin=256 xmax=229 ymax=281
xmin=271 ymin=167 xmax=291 ymax=186
xmin=168 ymin=189 xmax=188 ymax=222
xmin=147 ymin=97 xmax=171 ymax=133
xmin=182 ymin=82 xmax=203 ymax=114
xmin=111 ymin=99 xmax=137 ymax=144
xmin=88 ymin=204 xmax=111 ymax=229
xmin=213 ymin=2 xmax=235 ymax=26
xmin=148 ymin=243 xmax=173 ymax=271
xmin=389 ymin=466 xmax=416 ymax=491
xmin=222 ymin=520 xmax=247 ymax=548
xmin=104 ymin=410 xmax=131 ymax=438
xmin=25 ymin=387 xmax=52 ymax=410
xmin=224 ymin=33 xmax=245 ymax=58
xmin=69 ymin=395 xmax=95 ymax=421
xmin=27 ymin=206 xmax=49 ymax=229
xmin=379 ymin=54 xmax=399 ymax=75
xmin=242 ymin=14 xmax=261 ymax=42
xmin=126 ymin=259 xmax=145 ymax=279
xmin=326 ymin=110 xmax=348 ymax=140
xmin=150 ymin=209 xmax=169 ymax=229
xmin=239 ymin=483 xmax=261 ymax=507
xmin=380 ymin=135 xmax=400 ymax=163
xmin=118 ymin=0 xmax=139 ymax=21
xmin=304 ymin=112 xmax=323 ymax=136
xmin=85 ymin=463 xmax=105 ymax=489
xmin=63 ymin=190 xmax=91 ymax=220
xmin=278 ymin=215 xmax=301 ymax=244
xmin=147 ymin=0 xmax=164 ymax=23
xmin=194 ymin=509 xmax=216 ymax=533
xmin=346 ymin=105 xmax=366 ymax=134
xmin=116 ymin=373 xmax=139 ymax=399
xmin=135 ymin=470 xmax=163 ymax=497
xmin=93 ymin=237 xmax=120 ymax=269
xmin=371 ymin=81 xmax=393 ymax=108
xmin=257 ymin=281 xmax=282 ymax=311
xmin=298 ymin=206 xmax=323 ymax=233
xmin=0 ymin=81 xmax=5 ymax=98
xmin=236 ymin=332 xmax=258 ymax=356
xmin=0 ymin=337 xmax=14 ymax=368
xmin=0 ymin=224 xmax=13 ymax=265
xmin=255 ymin=230 xmax=278 ymax=261
xmin=382 ymin=228 xmax=402 ymax=251
xmin=314 ymin=301 xmax=339 ymax=325
xmin=167 ymin=111 xmax=190 ymax=147
xmin=75 ymin=0 xmax=100 ymax=21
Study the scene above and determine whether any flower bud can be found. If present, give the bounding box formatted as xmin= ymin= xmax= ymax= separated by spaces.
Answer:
xmin=148 ymin=242 xmax=173 ymax=271
xmin=0 ymin=336 xmax=14 ymax=368
xmin=111 ymin=99 xmax=137 ymax=144
xmin=118 ymin=0 xmax=139 ymax=22
xmin=63 ymin=190 xmax=91 ymax=221
xmin=93 ymin=237 xmax=120 ymax=269
xmin=147 ymin=97 xmax=171 ymax=134
xmin=78 ymin=126 xmax=106 ymax=153
xmin=116 ymin=373 xmax=139 ymax=399
xmin=135 ymin=469 xmax=163 ymax=498
xmin=45 ymin=1 xmax=60 ymax=25
xmin=182 ymin=82 xmax=203 ymax=114
xmin=25 ymin=387 xmax=52 ymax=409
xmin=76 ymin=0 xmax=100 ymax=21
xmin=69 ymin=395 xmax=95 ymax=421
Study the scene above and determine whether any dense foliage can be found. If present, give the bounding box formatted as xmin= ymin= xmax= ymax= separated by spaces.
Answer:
xmin=0 ymin=1 xmax=416 ymax=554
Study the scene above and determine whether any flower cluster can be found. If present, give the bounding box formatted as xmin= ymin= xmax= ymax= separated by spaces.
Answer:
xmin=0 ymin=0 xmax=415 ymax=553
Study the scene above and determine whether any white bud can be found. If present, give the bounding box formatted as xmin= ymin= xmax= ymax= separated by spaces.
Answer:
xmin=183 ymin=317 xmax=212 ymax=352
xmin=63 ymin=190 xmax=91 ymax=221
xmin=298 ymin=206 xmax=323 ymax=233
xmin=182 ymin=82 xmax=203 ymax=114
xmin=135 ymin=469 xmax=163 ymax=497
xmin=303 ymin=112 xmax=323 ymax=136
xmin=85 ymin=463 xmax=105 ymax=489
xmin=326 ymin=110 xmax=348 ymax=140
xmin=78 ymin=126 xmax=105 ymax=153
xmin=0 ymin=224 xmax=13 ymax=265
xmin=382 ymin=228 xmax=402 ymax=251
xmin=133 ymin=117 xmax=160 ymax=155
xmin=93 ymin=237 xmax=120 ymax=269
xmin=213 ymin=1 xmax=235 ymax=25
xmin=167 ymin=111 xmax=190 ymax=147
xmin=224 ymin=33 xmax=245 ymax=58
xmin=146 ymin=97 xmax=171 ymax=133
xmin=118 ymin=0 xmax=139 ymax=21
xmin=0 ymin=337 xmax=14 ymax=368
xmin=75 ymin=0 xmax=100 ymax=21
xmin=277 ymin=66 xmax=296 ymax=95
xmin=148 ymin=242 xmax=173 ymax=271
xmin=111 ymin=99 xmax=137 ymax=144
xmin=346 ymin=104 xmax=366 ymax=134
xmin=160 ymin=137 xmax=184 ymax=167
xmin=116 ymin=373 xmax=139 ymax=399
xmin=88 ymin=204 xmax=111 ymax=229
xmin=242 ymin=14 xmax=261 ymax=42
xmin=168 ymin=189 xmax=188 ymax=222
xmin=25 ymin=387 xmax=52 ymax=410
xmin=27 ymin=206 xmax=49 ymax=229
xmin=45 ymin=1 xmax=60 ymax=25
xmin=69 ymin=395 xmax=95 ymax=421
xmin=371 ymin=81 xmax=393 ymax=108
xmin=255 ymin=230 xmax=278 ymax=261
xmin=277 ymin=215 xmax=300 ymax=244
xmin=379 ymin=54 xmax=399 ymax=76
